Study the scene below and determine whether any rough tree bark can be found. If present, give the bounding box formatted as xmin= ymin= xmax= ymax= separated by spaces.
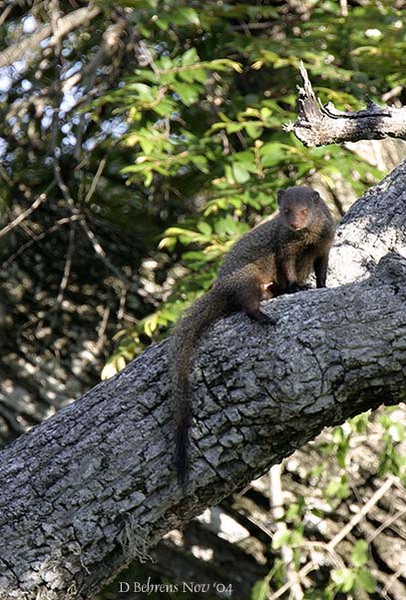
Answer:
xmin=288 ymin=62 xmax=406 ymax=147
xmin=1 ymin=157 xmax=406 ymax=598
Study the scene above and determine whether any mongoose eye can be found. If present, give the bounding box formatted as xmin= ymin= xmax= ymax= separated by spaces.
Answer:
xmin=284 ymin=208 xmax=290 ymax=215
xmin=302 ymin=209 xmax=309 ymax=215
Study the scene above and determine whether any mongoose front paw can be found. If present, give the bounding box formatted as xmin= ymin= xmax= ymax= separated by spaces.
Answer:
xmin=287 ymin=283 xmax=311 ymax=294
xmin=247 ymin=310 xmax=275 ymax=324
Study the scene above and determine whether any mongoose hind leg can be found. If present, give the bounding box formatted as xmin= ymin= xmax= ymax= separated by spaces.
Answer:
xmin=234 ymin=277 xmax=274 ymax=324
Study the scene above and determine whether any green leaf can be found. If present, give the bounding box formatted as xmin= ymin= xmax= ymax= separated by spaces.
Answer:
xmin=271 ymin=529 xmax=291 ymax=550
xmin=126 ymin=82 xmax=156 ymax=101
xmin=330 ymin=568 xmax=356 ymax=593
xmin=190 ymin=155 xmax=209 ymax=173
xmin=139 ymin=138 xmax=155 ymax=154
xmin=224 ymin=164 xmax=235 ymax=185
xmin=227 ymin=123 xmax=245 ymax=133
xmin=290 ymin=527 xmax=304 ymax=546
xmin=208 ymin=58 xmax=242 ymax=73
xmin=181 ymin=7 xmax=200 ymax=25
xmin=389 ymin=422 xmax=405 ymax=442
xmin=160 ymin=55 xmax=172 ymax=70
xmin=182 ymin=48 xmax=199 ymax=66
xmin=325 ymin=475 xmax=350 ymax=500
xmin=178 ymin=68 xmax=207 ymax=83
xmin=232 ymin=162 xmax=250 ymax=183
xmin=171 ymin=7 xmax=200 ymax=26
xmin=144 ymin=313 xmax=159 ymax=337
xmin=251 ymin=578 xmax=269 ymax=600
xmin=246 ymin=123 xmax=263 ymax=139
xmin=197 ymin=222 xmax=212 ymax=236
xmin=351 ymin=540 xmax=369 ymax=567
xmin=154 ymin=17 xmax=169 ymax=31
xmin=285 ymin=500 xmax=304 ymax=520
xmin=174 ymin=82 xmax=200 ymax=105
xmin=260 ymin=143 xmax=288 ymax=167
xmin=144 ymin=170 xmax=153 ymax=187
xmin=337 ymin=444 xmax=348 ymax=469
xmin=332 ymin=426 xmax=345 ymax=444
xmin=158 ymin=236 xmax=176 ymax=250
xmin=357 ymin=569 xmax=376 ymax=593
xmin=151 ymin=97 xmax=177 ymax=117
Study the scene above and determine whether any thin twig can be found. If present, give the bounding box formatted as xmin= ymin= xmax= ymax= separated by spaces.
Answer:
xmin=0 ymin=183 xmax=55 ymax=239
xmin=56 ymin=222 xmax=75 ymax=304
xmin=327 ymin=477 xmax=394 ymax=551
xmin=367 ymin=507 xmax=406 ymax=544
xmin=78 ymin=218 xmax=134 ymax=290
xmin=84 ymin=157 xmax=107 ymax=203
xmin=0 ymin=4 xmax=12 ymax=27
xmin=269 ymin=476 xmax=395 ymax=600
xmin=304 ymin=541 xmax=345 ymax=569
xmin=269 ymin=464 xmax=304 ymax=600
xmin=53 ymin=159 xmax=77 ymax=211
xmin=51 ymin=114 xmax=132 ymax=290
xmin=117 ymin=286 xmax=127 ymax=322
xmin=2 ymin=214 xmax=82 ymax=269
xmin=94 ymin=305 xmax=111 ymax=355
xmin=382 ymin=564 xmax=406 ymax=596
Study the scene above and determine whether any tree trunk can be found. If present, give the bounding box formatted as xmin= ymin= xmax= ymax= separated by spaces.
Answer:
xmin=1 ymin=161 xmax=406 ymax=599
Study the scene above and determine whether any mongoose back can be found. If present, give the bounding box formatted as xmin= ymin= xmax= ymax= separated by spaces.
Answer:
xmin=170 ymin=186 xmax=335 ymax=488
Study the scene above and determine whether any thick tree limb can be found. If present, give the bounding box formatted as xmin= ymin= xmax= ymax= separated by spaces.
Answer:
xmin=1 ymin=162 xmax=406 ymax=598
xmin=328 ymin=157 xmax=406 ymax=285
xmin=287 ymin=62 xmax=406 ymax=147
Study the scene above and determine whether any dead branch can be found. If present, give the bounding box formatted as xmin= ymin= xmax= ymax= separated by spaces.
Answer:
xmin=287 ymin=62 xmax=406 ymax=147
xmin=0 ymin=5 xmax=101 ymax=69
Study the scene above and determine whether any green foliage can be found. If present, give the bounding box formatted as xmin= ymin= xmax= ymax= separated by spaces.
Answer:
xmin=351 ymin=539 xmax=369 ymax=567
xmin=250 ymin=407 xmax=405 ymax=598
xmin=90 ymin=0 xmax=402 ymax=375
xmin=329 ymin=566 xmax=376 ymax=595
xmin=329 ymin=543 xmax=376 ymax=595
xmin=250 ymin=560 xmax=285 ymax=600
xmin=378 ymin=408 xmax=406 ymax=481
xmin=250 ymin=577 xmax=270 ymax=600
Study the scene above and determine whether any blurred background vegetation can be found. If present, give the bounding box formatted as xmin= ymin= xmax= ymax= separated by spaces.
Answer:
xmin=0 ymin=0 xmax=405 ymax=598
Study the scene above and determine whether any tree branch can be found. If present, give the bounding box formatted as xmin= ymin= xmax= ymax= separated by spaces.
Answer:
xmin=1 ymin=162 xmax=406 ymax=598
xmin=0 ymin=5 xmax=102 ymax=69
xmin=0 ymin=182 xmax=55 ymax=239
xmin=287 ymin=62 xmax=406 ymax=147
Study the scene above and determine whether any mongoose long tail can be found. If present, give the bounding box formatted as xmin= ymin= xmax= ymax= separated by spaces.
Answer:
xmin=170 ymin=286 xmax=228 ymax=489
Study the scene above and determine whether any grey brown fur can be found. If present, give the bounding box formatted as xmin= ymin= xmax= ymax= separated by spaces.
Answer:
xmin=170 ymin=186 xmax=335 ymax=488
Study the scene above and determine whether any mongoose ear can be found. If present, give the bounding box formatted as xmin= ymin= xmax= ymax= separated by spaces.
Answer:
xmin=277 ymin=190 xmax=285 ymax=206
xmin=312 ymin=191 xmax=321 ymax=203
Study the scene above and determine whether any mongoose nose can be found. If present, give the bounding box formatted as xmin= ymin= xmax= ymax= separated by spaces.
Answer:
xmin=290 ymin=223 xmax=300 ymax=230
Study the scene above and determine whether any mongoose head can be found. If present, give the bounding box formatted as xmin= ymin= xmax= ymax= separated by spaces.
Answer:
xmin=277 ymin=186 xmax=321 ymax=231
